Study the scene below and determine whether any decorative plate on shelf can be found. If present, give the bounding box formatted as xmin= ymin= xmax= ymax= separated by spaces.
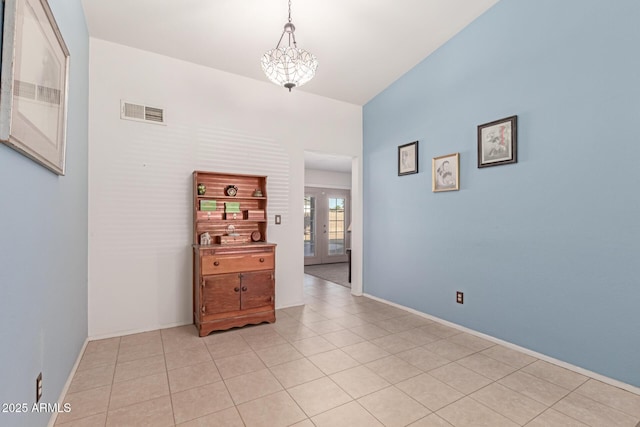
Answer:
xmin=225 ymin=185 xmax=238 ymax=196
xmin=251 ymin=231 xmax=261 ymax=242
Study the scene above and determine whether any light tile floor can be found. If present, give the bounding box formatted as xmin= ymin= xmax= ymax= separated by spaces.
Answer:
xmin=55 ymin=275 xmax=640 ymax=426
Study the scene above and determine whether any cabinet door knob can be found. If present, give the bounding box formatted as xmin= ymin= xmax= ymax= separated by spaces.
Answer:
xmin=201 ymin=306 xmax=205 ymax=313
xmin=234 ymin=287 xmax=240 ymax=292
xmin=213 ymin=261 xmax=220 ymax=266
xmin=242 ymin=286 xmax=248 ymax=292
xmin=259 ymin=258 xmax=265 ymax=262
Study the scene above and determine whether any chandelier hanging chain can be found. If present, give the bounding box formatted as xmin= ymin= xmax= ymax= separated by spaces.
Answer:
xmin=276 ymin=29 xmax=286 ymax=49
xmin=275 ymin=0 xmax=297 ymax=50
xmin=287 ymin=0 xmax=298 ymax=48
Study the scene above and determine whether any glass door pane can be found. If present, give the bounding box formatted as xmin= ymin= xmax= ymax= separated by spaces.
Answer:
xmin=304 ymin=196 xmax=316 ymax=257
xmin=328 ymin=197 xmax=345 ymax=256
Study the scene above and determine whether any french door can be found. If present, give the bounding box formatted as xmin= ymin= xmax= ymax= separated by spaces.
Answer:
xmin=304 ymin=188 xmax=350 ymax=265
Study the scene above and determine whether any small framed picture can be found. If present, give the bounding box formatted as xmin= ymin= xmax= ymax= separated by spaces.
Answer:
xmin=432 ymin=153 xmax=460 ymax=192
xmin=398 ymin=141 xmax=418 ymax=176
xmin=477 ymin=115 xmax=517 ymax=168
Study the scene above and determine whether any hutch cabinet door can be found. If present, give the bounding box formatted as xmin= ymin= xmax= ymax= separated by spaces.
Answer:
xmin=240 ymin=271 xmax=274 ymax=310
xmin=202 ymin=273 xmax=241 ymax=315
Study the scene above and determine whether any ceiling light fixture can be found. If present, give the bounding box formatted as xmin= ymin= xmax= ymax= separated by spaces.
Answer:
xmin=261 ymin=0 xmax=318 ymax=92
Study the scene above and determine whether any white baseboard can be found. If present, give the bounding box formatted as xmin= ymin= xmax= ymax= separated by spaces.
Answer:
xmin=48 ymin=338 xmax=89 ymax=427
xmin=88 ymin=321 xmax=193 ymax=341
xmin=276 ymin=300 xmax=306 ymax=310
xmin=363 ymin=293 xmax=640 ymax=396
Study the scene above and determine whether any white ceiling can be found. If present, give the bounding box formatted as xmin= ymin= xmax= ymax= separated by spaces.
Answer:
xmin=80 ymin=0 xmax=499 ymax=106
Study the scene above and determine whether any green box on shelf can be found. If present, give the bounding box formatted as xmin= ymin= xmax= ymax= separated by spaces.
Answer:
xmin=225 ymin=202 xmax=241 ymax=213
xmin=199 ymin=200 xmax=217 ymax=211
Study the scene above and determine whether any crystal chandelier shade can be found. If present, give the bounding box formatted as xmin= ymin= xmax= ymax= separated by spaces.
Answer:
xmin=261 ymin=1 xmax=318 ymax=91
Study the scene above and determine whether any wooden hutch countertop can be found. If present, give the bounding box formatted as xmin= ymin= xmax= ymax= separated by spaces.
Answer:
xmin=193 ymin=242 xmax=277 ymax=250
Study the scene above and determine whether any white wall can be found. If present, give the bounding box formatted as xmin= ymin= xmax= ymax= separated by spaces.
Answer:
xmin=88 ymin=39 xmax=362 ymax=337
xmin=305 ymin=169 xmax=352 ymax=189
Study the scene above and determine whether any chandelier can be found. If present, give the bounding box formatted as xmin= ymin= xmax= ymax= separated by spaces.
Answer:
xmin=261 ymin=0 xmax=318 ymax=91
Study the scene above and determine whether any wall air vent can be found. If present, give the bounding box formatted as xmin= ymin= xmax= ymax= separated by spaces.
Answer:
xmin=121 ymin=101 xmax=166 ymax=125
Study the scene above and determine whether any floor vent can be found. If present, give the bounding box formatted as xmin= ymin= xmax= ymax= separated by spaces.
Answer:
xmin=121 ymin=101 xmax=165 ymax=125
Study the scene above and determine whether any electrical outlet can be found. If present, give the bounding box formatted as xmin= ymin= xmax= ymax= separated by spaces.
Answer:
xmin=36 ymin=373 xmax=42 ymax=403
xmin=456 ymin=291 xmax=464 ymax=304
xmin=275 ymin=215 xmax=281 ymax=225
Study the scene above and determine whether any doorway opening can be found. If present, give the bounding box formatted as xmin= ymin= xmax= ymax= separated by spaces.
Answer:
xmin=303 ymin=151 xmax=353 ymax=289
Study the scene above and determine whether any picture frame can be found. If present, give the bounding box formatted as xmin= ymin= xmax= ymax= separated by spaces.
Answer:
xmin=477 ymin=115 xmax=517 ymax=168
xmin=0 ymin=0 xmax=70 ymax=175
xmin=398 ymin=141 xmax=418 ymax=176
xmin=432 ymin=152 xmax=459 ymax=192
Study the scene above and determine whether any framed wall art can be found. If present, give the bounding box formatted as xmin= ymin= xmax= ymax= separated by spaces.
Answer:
xmin=477 ymin=115 xmax=517 ymax=168
xmin=432 ymin=152 xmax=459 ymax=192
xmin=0 ymin=0 xmax=70 ymax=175
xmin=398 ymin=140 xmax=418 ymax=176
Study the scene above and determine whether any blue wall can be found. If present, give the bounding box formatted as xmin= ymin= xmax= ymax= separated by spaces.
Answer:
xmin=0 ymin=1 xmax=89 ymax=425
xmin=363 ymin=0 xmax=640 ymax=387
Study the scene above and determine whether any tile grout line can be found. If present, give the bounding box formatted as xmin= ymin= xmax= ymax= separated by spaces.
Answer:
xmin=522 ymin=406 xmax=587 ymax=427
xmin=103 ymin=337 xmax=120 ymax=427
xmin=159 ymin=330 xmax=178 ymax=427
xmin=105 ymin=335 xmax=173 ymax=421
xmin=201 ymin=338 xmax=238 ymax=425
xmin=552 ymin=389 xmax=640 ymax=424
xmin=262 ymin=350 xmax=317 ymax=425
xmin=356 ymin=383 xmax=432 ymax=426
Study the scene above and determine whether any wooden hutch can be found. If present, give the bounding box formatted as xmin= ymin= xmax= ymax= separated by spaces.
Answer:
xmin=192 ymin=171 xmax=276 ymax=337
